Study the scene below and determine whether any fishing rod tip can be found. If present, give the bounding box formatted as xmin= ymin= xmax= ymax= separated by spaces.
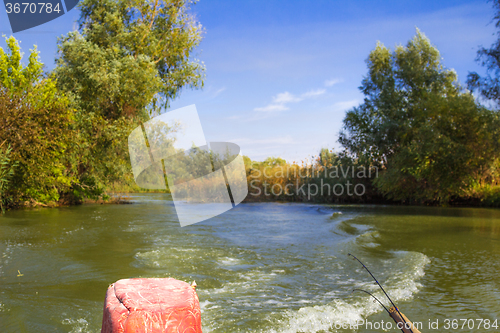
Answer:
xmin=350 ymin=289 xmax=361 ymax=296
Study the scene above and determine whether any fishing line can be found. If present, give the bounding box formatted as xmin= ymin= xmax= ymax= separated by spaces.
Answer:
xmin=348 ymin=253 xmax=413 ymax=333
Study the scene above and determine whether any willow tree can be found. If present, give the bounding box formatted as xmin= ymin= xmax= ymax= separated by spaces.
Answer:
xmin=340 ymin=30 xmax=500 ymax=204
xmin=54 ymin=0 xmax=205 ymax=196
xmin=55 ymin=0 xmax=205 ymax=120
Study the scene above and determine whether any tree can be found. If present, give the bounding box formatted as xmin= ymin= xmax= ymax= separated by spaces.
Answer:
xmin=53 ymin=0 xmax=206 ymax=197
xmin=262 ymin=157 xmax=287 ymax=167
xmin=55 ymin=0 xmax=205 ymax=120
xmin=467 ymin=0 xmax=500 ymax=105
xmin=340 ymin=30 xmax=500 ymax=204
xmin=0 ymin=36 xmax=76 ymax=205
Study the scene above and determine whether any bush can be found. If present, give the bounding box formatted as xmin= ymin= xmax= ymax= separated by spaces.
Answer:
xmin=0 ymin=36 xmax=76 ymax=206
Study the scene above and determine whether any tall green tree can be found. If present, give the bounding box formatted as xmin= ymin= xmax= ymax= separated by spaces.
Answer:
xmin=55 ymin=0 xmax=205 ymax=119
xmin=467 ymin=0 xmax=500 ymax=105
xmin=54 ymin=0 xmax=206 ymax=197
xmin=340 ymin=30 xmax=500 ymax=204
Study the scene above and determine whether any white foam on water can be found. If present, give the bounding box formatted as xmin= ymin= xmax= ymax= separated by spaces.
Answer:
xmin=61 ymin=318 xmax=95 ymax=333
xmin=199 ymin=299 xmax=213 ymax=310
xmin=272 ymin=298 xmax=376 ymax=333
xmin=198 ymin=268 xmax=288 ymax=332
xmin=65 ymin=227 xmax=85 ymax=235
xmin=133 ymin=246 xmax=203 ymax=268
xmin=355 ymin=230 xmax=381 ymax=248
xmin=219 ymin=257 xmax=241 ymax=265
xmin=134 ymin=249 xmax=162 ymax=268
xmin=267 ymin=251 xmax=430 ymax=333
xmin=203 ymin=269 xmax=278 ymax=296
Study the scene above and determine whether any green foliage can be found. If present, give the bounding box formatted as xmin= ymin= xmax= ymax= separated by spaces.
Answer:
xmin=474 ymin=184 xmax=500 ymax=207
xmin=374 ymin=95 xmax=500 ymax=203
xmin=340 ymin=30 xmax=459 ymax=164
xmin=318 ymin=148 xmax=339 ymax=168
xmin=67 ymin=111 xmax=138 ymax=202
xmin=50 ymin=0 xmax=206 ymax=203
xmin=467 ymin=0 xmax=500 ymax=105
xmin=0 ymin=36 xmax=76 ymax=206
xmin=0 ymin=143 xmax=18 ymax=213
xmin=340 ymin=30 xmax=500 ymax=204
xmin=261 ymin=157 xmax=287 ymax=168
xmin=0 ymin=37 xmax=43 ymax=94
xmin=55 ymin=0 xmax=205 ymax=119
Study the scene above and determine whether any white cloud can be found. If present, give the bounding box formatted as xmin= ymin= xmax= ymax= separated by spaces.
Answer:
xmin=273 ymin=91 xmax=302 ymax=103
xmin=254 ymin=104 xmax=289 ymax=112
xmin=254 ymin=88 xmax=327 ymax=113
xmin=254 ymin=91 xmax=300 ymax=112
xmin=213 ymin=87 xmax=226 ymax=97
xmin=301 ymin=89 xmax=326 ymax=98
xmin=324 ymin=78 xmax=343 ymax=87
xmin=332 ymin=99 xmax=359 ymax=112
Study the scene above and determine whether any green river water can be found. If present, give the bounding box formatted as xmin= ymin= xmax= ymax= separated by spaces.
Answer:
xmin=1 ymin=193 xmax=499 ymax=332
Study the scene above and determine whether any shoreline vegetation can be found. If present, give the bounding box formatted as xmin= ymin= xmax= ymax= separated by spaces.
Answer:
xmin=2 ymin=0 xmax=500 ymax=213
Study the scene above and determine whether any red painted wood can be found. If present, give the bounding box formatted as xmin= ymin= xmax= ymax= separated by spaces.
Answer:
xmin=101 ymin=278 xmax=202 ymax=333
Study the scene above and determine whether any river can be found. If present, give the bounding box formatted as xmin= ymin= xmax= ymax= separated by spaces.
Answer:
xmin=1 ymin=193 xmax=499 ymax=332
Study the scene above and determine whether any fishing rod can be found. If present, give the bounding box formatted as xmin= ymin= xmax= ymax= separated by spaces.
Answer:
xmin=351 ymin=288 xmax=391 ymax=315
xmin=348 ymin=253 xmax=415 ymax=333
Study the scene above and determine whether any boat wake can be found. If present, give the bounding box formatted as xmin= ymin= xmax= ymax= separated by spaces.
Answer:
xmin=268 ymin=251 xmax=430 ymax=333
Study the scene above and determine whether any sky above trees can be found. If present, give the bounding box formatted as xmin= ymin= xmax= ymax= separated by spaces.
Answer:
xmin=0 ymin=0 xmax=497 ymax=162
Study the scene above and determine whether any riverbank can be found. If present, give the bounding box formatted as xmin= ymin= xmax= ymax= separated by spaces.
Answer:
xmin=2 ymin=187 xmax=499 ymax=214
xmin=1 ymin=194 xmax=133 ymax=211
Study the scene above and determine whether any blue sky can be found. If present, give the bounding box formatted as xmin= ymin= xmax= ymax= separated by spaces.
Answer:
xmin=0 ymin=0 xmax=497 ymax=162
